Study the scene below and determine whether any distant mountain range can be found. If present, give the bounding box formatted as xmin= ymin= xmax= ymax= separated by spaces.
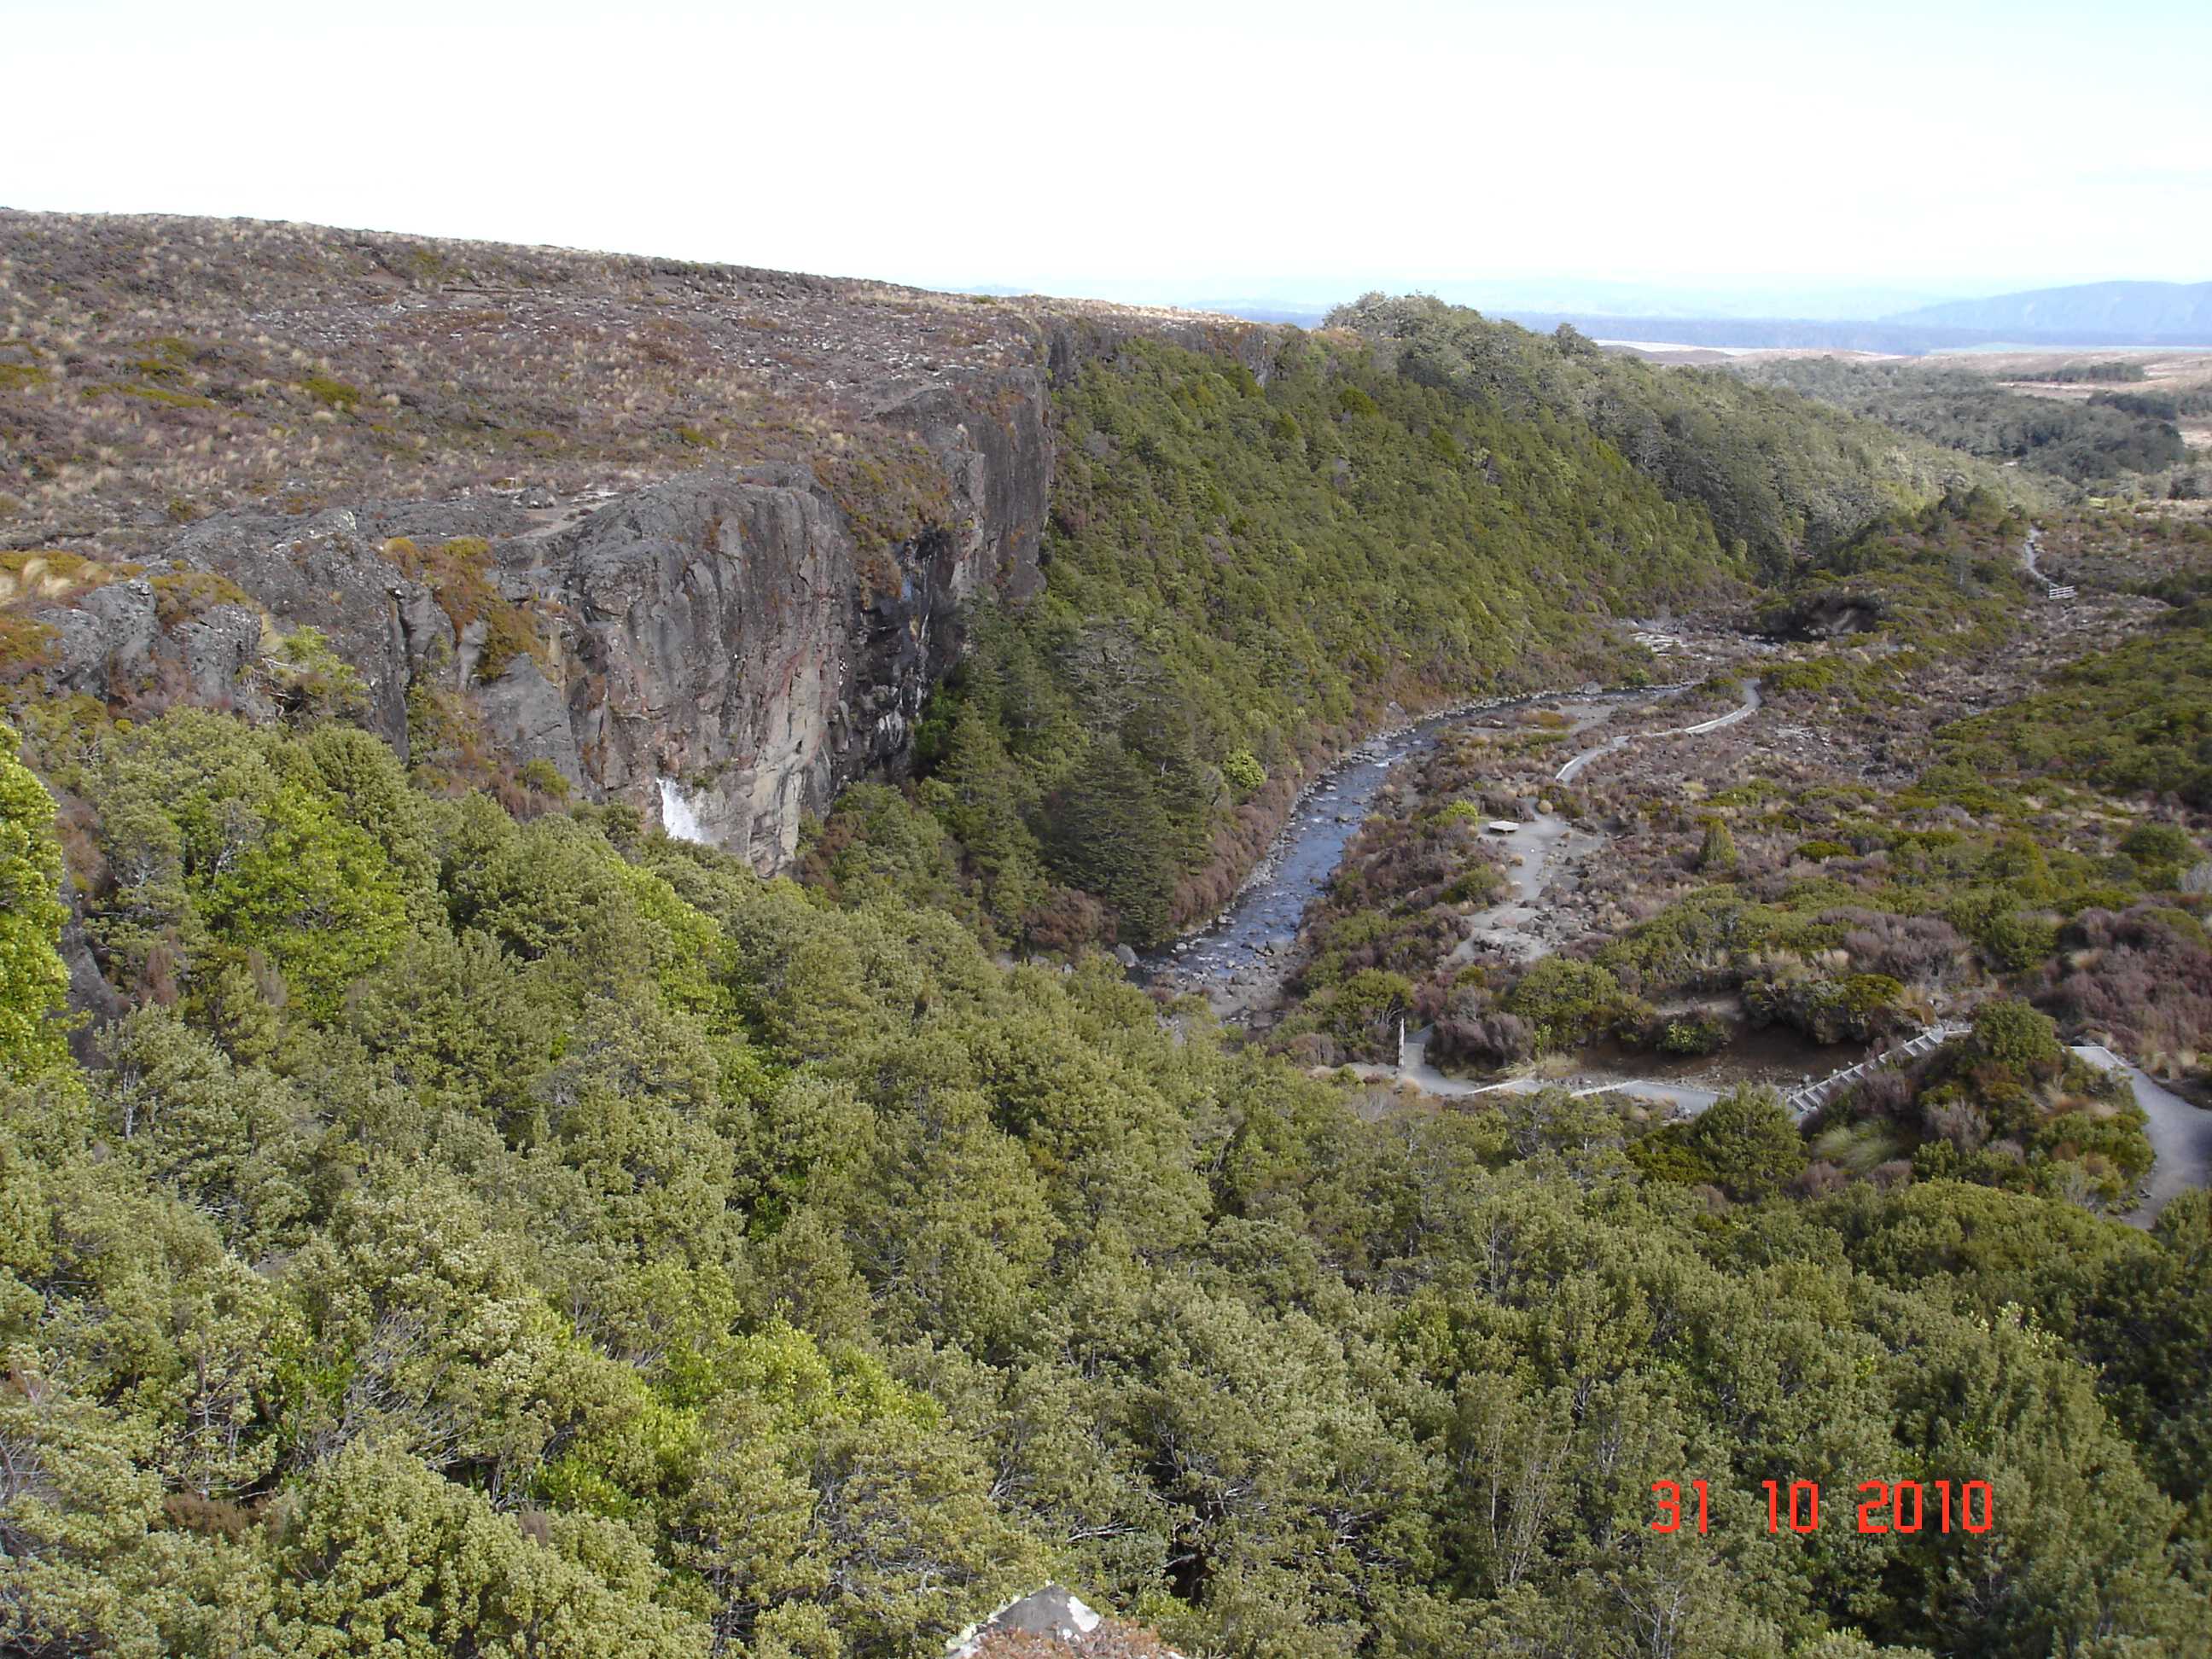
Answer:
xmin=1882 ymin=280 xmax=2212 ymax=338
xmin=974 ymin=276 xmax=2212 ymax=354
xmin=1484 ymin=314 xmax=2011 ymax=355
xmin=952 ymin=278 xmax=1970 ymax=325
xmin=1480 ymin=279 xmax=2212 ymax=355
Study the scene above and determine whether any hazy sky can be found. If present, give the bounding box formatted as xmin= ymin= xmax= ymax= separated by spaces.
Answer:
xmin=7 ymin=0 xmax=2209 ymax=309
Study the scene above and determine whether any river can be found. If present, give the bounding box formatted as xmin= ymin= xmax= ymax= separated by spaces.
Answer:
xmin=1142 ymin=641 xmax=2206 ymax=1227
xmin=1144 ymin=686 xmax=1682 ymax=1003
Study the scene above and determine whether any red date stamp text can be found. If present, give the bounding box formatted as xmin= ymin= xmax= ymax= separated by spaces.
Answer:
xmin=1651 ymin=1479 xmax=1993 ymax=1535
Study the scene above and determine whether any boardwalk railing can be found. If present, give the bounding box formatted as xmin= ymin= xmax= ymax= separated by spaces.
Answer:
xmin=1785 ymin=1022 xmax=1970 ymax=1117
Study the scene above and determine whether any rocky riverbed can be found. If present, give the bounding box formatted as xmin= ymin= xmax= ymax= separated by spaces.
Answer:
xmin=1140 ymin=680 xmax=1720 ymax=1022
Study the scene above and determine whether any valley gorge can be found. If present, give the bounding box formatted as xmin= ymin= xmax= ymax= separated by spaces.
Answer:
xmin=0 ymin=216 xmax=1953 ymax=899
xmin=7 ymin=211 xmax=2212 ymax=1659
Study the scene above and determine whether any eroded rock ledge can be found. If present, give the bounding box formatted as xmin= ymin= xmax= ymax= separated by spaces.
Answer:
xmin=20 ymin=378 xmax=1048 ymax=869
xmin=2 ymin=209 xmax=1273 ymax=870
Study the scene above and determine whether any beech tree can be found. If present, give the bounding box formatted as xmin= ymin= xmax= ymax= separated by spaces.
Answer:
xmin=0 ymin=722 xmax=70 ymax=1079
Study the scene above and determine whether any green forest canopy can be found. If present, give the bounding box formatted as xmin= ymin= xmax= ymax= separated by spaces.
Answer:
xmin=901 ymin=306 xmax=2009 ymax=948
xmin=1 ymin=709 xmax=2208 ymax=1656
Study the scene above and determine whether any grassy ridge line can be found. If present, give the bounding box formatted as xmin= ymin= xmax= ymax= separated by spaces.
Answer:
xmin=1328 ymin=294 xmax=2051 ymax=572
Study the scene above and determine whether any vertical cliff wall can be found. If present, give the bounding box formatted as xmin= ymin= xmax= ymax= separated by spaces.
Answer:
xmin=15 ymin=367 xmax=1055 ymax=872
xmin=2 ymin=212 xmax=1285 ymax=870
xmin=524 ymin=371 xmax=1053 ymax=865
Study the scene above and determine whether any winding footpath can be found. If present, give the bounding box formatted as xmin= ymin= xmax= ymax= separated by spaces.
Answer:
xmin=1384 ymin=636 xmax=2210 ymax=1226
xmin=1392 ymin=1032 xmax=1724 ymax=1115
xmin=1160 ymin=613 xmax=2209 ymax=1225
xmin=1443 ymin=681 xmax=1764 ymax=968
xmin=1553 ymin=678 xmax=1763 ymax=787
xmin=1378 ymin=683 xmax=1767 ymax=1112
xmin=2074 ymin=1050 xmax=2212 ymax=1225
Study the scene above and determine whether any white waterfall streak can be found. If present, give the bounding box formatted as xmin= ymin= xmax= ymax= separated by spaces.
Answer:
xmin=657 ymin=776 xmax=707 ymax=843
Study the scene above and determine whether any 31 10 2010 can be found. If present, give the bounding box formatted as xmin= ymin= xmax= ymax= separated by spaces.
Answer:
xmin=1650 ymin=1479 xmax=1993 ymax=1535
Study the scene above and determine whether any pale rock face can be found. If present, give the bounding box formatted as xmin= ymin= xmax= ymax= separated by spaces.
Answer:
xmin=558 ymin=471 xmax=850 ymax=864
xmin=947 ymin=1584 xmax=1184 ymax=1657
xmin=948 ymin=1586 xmax=1103 ymax=1656
xmin=44 ymin=576 xmax=273 ymax=724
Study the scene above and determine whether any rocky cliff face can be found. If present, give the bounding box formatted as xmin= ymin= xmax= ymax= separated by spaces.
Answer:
xmin=2 ymin=211 xmax=1271 ymax=867
xmin=12 ymin=374 xmax=1051 ymax=870
xmin=528 ymin=377 xmax=1051 ymax=864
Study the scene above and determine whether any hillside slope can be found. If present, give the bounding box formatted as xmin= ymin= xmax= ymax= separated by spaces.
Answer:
xmin=1731 ymin=356 xmax=2192 ymax=489
xmin=0 ymin=212 xmax=1258 ymax=864
xmin=7 ymin=214 xmax=2008 ymax=922
xmin=866 ymin=296 xmax=2034 ymax=946
xmin=3 ymin=643 xmax=2206 ymax=1658
xmin=1 ymin=217 xmax=2206 ymax=1659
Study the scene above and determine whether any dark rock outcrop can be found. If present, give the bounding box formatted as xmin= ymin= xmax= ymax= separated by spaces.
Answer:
xmin=9 ymin=374 xmax=1054 ymax=872
xmin=545 ymin=457 xmax=1013 ymax=867
xmin=1758 ymin=587 xmax=1890 ymax=641
xmin=949 ymin=1586 xmax=1185 ymax=1658
xmin=1 ymin=210 xmax=1284 ymax=870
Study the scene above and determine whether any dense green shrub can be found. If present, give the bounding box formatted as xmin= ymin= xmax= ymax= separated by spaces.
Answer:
xmin=0 ymin=720 xmax=71 ymax=1077
xmin=1683 ymin=1085 xmax=1808 ymax=1199
xmin=0 ymin=698 xmax=2202 ymax=1655
xmin=1656 ymin=1011 xmax=1731 ymax=1055
xmin=1973 ymin=997 xmax=2064 ymax=1073
xmin=1504 ymin=956 xmax=1624 ymax=1050
xmin=1697 ymin=817 xmax=1739 ymax=874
